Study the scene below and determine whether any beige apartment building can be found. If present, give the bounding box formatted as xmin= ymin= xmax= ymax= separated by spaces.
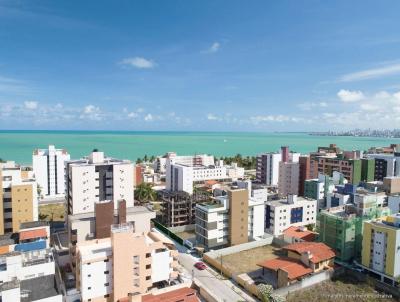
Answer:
xmin=0 ymin=162 xmax=38 ymax=235
xmin=75 ymin=223 xmax=179 ymax=302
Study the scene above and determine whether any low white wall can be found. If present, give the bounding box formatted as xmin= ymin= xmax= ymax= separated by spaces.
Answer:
xmin=205 ymin=234 xmax=274 ymax=258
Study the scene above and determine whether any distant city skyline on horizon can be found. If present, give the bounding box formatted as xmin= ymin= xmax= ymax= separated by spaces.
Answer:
xmin=1 ymin=1 xmax=400 ymax=131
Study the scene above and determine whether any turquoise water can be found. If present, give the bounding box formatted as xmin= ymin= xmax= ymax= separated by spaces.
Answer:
xmin=1 ymin=130 xmax=400 ymax=165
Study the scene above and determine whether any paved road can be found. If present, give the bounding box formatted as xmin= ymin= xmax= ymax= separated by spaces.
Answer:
xmin=179 ymin=253 xmax=256 ymax=302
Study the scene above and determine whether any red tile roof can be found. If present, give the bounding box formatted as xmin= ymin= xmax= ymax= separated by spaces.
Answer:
xmin=257 ymin=257 xmax=313 ymax=280
xmin=283 ymin=226 xmax=316 ymax=242
xmin=283 ymin=242 xmax=335 ymax=263
xmin=19 ymin=228 xmax=47 ymax=241
xmin=142 ymin=287 xmax=199 ymax=302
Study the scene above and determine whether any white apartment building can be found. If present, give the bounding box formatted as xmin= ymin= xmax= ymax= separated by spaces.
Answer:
xmin=195 ymin=183 xmax=266 ymax=250
xmin=265 ymin=195 xmax=317 ymax=236
xmin=256 ymin=152 xmax=282 ymax=186
xmin=32 ymin=145 xmax=70 ymax=199
xmin=278 ymin=161 xmax=299 ymax=197
xmin=66 ymin=151 xmax=134 ymax=215
xmin=166 ymin=153 xmax=244 ymax=195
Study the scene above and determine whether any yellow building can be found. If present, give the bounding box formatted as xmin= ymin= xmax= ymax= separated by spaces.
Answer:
xmin=0 ymin=162 xmax=38 ymax=235
xmin=361 ymin=213 xmax=400 ymax=285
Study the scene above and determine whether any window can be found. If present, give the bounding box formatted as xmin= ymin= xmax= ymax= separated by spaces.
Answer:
xmin=104 ymin=294 xmax=110 ymax=298
xmin=104 ymin=282 xmax=109 ymax=286
xmin=104 ymin=270 xmax=109 ymax=274
xmin=88 ymin=287 xmax=91 ymax=290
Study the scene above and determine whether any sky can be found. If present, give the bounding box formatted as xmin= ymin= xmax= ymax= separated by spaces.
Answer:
xmin=1 ymin=1 xmax=400 ymax=131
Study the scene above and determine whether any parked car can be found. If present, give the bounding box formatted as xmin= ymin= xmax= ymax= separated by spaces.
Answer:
xmin=194 ymin=261 xmax=207 ymax=270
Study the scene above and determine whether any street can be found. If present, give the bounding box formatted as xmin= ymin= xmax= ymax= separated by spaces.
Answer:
xmin=179 ymin=253 xmax=257 ymax=302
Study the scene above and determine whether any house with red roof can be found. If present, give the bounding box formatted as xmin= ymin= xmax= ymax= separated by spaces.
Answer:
xmin=282 ymin=226 xmax=317 ymax=244
xmin=257 ymin=242 xmax=335 ymax=288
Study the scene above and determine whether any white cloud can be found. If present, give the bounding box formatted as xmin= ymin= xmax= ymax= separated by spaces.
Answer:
xmin=24 ymin=101 xmax=38 ymax=110
xmin=144 ymin=113 xmax=153 ymax=121
xmin=119 ymin=57 xmax=156 ymax=69
xmin=81 ymin=105 xmax=102 ymax=121
xmin=203 ymin=42 xmax=220 ymax=54
xmin=297 ymin=102 xmax=328 ymax=111
xmin=360 ymin=103 xmax=379 ymax=111
xmin=337 ymin=89 xmax=365 ymax=102
xmin=339 ymin=63 xmax=400 ymax=82
xmin=207 ymin=113 xmax=219 ymax=120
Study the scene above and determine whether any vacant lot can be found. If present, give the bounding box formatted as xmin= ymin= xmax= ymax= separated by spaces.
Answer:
xmin=216 ymin=244 xmax=284 ymax=274
xmin=39 ymin=203 xmax=65 ymax=221
xmin=287 ymin=275 xmax=397 ymax=302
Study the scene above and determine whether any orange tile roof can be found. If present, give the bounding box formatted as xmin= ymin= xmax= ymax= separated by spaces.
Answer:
xmin=19 ymin=228 xmax=47 ymax=241
xmin=283 ymin=226 xmax=316 ymax=242
xmin=283 ymin=242 xmax=335 ymax=263
xmin=142 ymin=287 xmax=199 ymax=302
xmin=204 ymin=180 xmax=218 ymax=186
xmin=257 ymin=257 xmax=312 ymax=280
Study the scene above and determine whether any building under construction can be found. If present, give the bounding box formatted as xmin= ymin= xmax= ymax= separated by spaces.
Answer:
xmin=158 ymin=189 xmax=211 ymax=227
xmin=317 ymin=205 xmax=391 ymax=263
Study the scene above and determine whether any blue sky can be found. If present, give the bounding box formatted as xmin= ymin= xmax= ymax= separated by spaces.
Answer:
xmin=1 ymin=1 xmax=400 ymax=131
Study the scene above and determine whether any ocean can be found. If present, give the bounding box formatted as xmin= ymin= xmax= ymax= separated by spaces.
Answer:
xmin=1 ymin=130 xmax=400 ymax=165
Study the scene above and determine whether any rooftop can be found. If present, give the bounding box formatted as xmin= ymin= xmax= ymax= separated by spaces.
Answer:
xmin=257 ymin=257 xmax=312 ymax=280
xmin=20 ymin=275 xmax=60 ymax=302
xmin=0 ymin=233 xmax=17 ymax=247
xmin=20 ymin=221 xmax=49 ymax=230
xmin=283 ymin=226 xmax=316 ymax=242
xmin=142 ymin=287 xmax=199 ymax=302
xmin=283 ymin=242 xmax=335 ymax=263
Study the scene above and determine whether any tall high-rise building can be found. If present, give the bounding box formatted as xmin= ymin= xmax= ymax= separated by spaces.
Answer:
xmin=65 ymin=151 xmax=134 ymax=215
xmin=0 ymin=162 xmax=38 ymax=235
xmin=281 ymin=146 xmax=289 ymax=163
xmin=32 ymin=145 xmax=70 ymax=199
xmin=298 ymin=156 xmax=311 ymax=196
xmin=278 ymin=161 xmax=300 ymax=197
xmin=256 ymin=153 xmax=281 ymax=186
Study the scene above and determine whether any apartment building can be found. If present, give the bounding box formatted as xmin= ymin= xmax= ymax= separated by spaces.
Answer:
xmin=366 ymin=153 xmax=400 ymax=180
xmin=195 ymin=184 xmax=266 ymax=250
xmin=32 ymin=145 xmax=70 ymax=199
xmin=265 ymin=195 xmax=317 ymax=236
xmin=298 ymin=155 xmax=311 ymax=196
xmin=256 ymin=152 xmax=281 ymax=186
xmin=361 ymin=214 xmax=400 ymax=285
xmin=317 ymin=205 xmax=391 ymax=262
xmin=278 ymin=161 xmax=299 ymax=197
xmin=0 ymin=161 xmax=38 ymax=235
xmin=383 ymin=176 xmax=400 ymax=194
xmin=310 ymin=156 xmax=374 ymax=185
xmin=75 ymin=223 xmax=179 ymax=302
xmin=0 ymin=221 xmax=62 ymax=302
xmin=66 ymin=151 xmax=134 ymax=215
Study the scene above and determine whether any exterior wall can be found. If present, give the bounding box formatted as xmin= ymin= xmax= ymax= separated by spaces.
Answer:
xmin=256 ymin=153 xmax=281 ymax=186
xmin=361 ymin=158 xmax=375 ymax=182
xmin=95 ymin=201 xmax=114 ymax=239
xmin=362 ymin=220 xmax=400 ymax=278
xmin=298 ymin=156 xmax=311 ymax=197
xmin=388 ymin=195 xmax=400 ymax=214
xmin=384 ymin=177 xmax=400 ymax=194
xmin=266 ymin=197 xmax=317 ymax=236
xmin=66 ymin=153 xmax=134 ymax=216
xmin=229 ymin=189 xmax=249 ymax=246
xmin=11 ymin=184 xmax=35 ymax=232
xmin=0 ymin=169 xmax=4 ymax=235
xmin=32 ymin=145 xmax=70 ymax=198
xmin=278 ymin=162 xmax=299 ymax=197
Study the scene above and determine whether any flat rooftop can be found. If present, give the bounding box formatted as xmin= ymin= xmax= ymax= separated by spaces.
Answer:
xmin=20 ymin=221 xmax=49 ymax=229
xmin=21 ymin=275 xmax=60 ymax=302
xmin=69 ymin=205 xmax=155 ymax=221
xmin=267 ymin=196 xmax=316 ymax=207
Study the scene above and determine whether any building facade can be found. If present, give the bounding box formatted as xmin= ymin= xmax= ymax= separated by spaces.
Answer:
xmin=265 ymin=195 xmax=317 ymax=236
xmin=195 ymin=184 xmax=266 ymax=250
xmin=278 ymin=162 xmax=299 ymax=197
xmin=0 ymin=162 xmax=38 ymax=235
xmin=32 ymin=145 xmax=70 ymax=199
xmin=76 ymin=223 xmax=179 ymax=302
xmin=66 ymin=151 xmax=134 ymax=215
xmin=361 ymin=214 xmax=400 ymax=285
xmin=256 ymin=153 xmax=281 ymax=186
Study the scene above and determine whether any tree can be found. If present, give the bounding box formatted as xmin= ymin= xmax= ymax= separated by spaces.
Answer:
xmin=135 ymin=183 xmax=157 ymax=202
xmin=257 ymin=284 xmax=285 ymax=302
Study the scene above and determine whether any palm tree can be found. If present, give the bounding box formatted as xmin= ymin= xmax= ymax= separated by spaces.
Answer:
xmin=135 ymin=183 xmax=157 ymax=202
